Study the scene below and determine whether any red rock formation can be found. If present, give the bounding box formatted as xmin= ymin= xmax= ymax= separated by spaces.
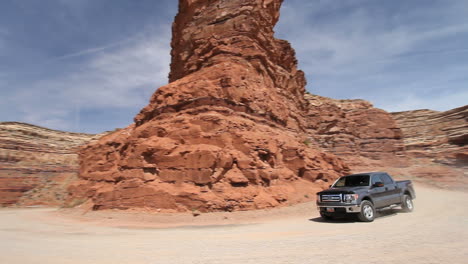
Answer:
xmin=69 ymin=0 xmax=349 ymax=212
xmin=0 ymin=122 xmax=100 ymax=206
xmin=140 ymin=0 xmax=308 ymax=130
xmin=304 ymin=94 xmax=407 ymax=171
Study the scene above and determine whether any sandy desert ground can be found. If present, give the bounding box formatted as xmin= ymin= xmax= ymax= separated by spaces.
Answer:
xmin=0 ymin=184 xmax=467 ymax=264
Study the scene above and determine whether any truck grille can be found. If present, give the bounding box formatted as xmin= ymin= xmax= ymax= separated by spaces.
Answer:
xmin=321 ymin=194 xmax=342 ymax=202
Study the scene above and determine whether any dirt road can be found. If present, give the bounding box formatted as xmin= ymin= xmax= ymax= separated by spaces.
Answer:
xmin=0 ymin=184 xmax=467 ymax=264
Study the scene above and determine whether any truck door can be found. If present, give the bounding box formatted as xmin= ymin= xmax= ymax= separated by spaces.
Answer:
xmin=380 ymin=173 xmax=401 ymax=204
xmin=370 ymin=175 xmax=387 ymax=208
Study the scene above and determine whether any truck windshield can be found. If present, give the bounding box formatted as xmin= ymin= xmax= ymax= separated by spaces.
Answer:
xmin=333 ymin=175 xmax=370 ymax=187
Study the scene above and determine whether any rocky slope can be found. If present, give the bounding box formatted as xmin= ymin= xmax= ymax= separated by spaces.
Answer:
xmin=68 ymin=0 xmax=351 ymax=212
xmin=0 ymin=122 xmax=100 ymax=206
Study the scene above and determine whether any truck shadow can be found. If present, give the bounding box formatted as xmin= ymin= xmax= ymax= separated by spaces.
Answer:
xmin=309 ymin=217 xmax=358 ymax=223
xmin=309 ymin=209 xmax=402 ymax=223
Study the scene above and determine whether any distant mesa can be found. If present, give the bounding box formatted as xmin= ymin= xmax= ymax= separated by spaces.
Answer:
xmin=0 ymin=122 xmax=102 ymax=206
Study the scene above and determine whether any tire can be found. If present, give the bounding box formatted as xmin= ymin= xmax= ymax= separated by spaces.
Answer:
xmin=357 ymin=200 xmax=375 ymax=222
xmin=320 ymin=211 xmax=334 ymax=220
xmin=401 ymin=194 xmax=414 ymax=212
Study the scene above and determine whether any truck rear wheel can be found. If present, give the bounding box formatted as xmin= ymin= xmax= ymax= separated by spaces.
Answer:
xmin=357 ymin=200 xmax=375 ymax=222
xmin=401 ymin=194 xmax=414 ymax=212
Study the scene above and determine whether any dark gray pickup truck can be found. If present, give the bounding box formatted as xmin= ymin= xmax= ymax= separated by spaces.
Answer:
xmin=316 ymin=172 xmax=415 ymax=222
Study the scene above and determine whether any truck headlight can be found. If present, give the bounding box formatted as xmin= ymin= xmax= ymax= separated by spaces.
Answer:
xmin=316 ymin=194 xmax=320 ymax=203
xmin=343 ymin=194 xmax=358 ymax=203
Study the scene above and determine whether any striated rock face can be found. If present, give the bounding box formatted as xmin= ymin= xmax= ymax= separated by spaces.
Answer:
xmin=304 ymin=94 xmax=407 ymax=170
xmin=0 ymin=122 xmax=100 ymax=206
xmin=69 ymin=0 xmax=349 ymax=212
xmin=392 ymin=106 xmax=467 ymax=186
xmin=392 ymin=106 xmax=468 ymax=166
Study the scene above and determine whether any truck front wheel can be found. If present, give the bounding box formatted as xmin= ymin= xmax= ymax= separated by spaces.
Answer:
xmin=401 ymin=194 xmax=414 ymax=212
xmin=357 ymin=200 xmax=375 ymax=222
xmin=320 ymin=211 xmax=334 ymax=221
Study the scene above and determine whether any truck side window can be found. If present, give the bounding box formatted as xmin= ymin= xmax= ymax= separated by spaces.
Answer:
xmin=372 ymin=175 xmax=382 ymax=185
xmin=380 ymin=174 xmax=393 ymax=184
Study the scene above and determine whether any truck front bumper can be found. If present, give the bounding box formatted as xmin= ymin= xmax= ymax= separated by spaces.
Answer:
xmin=317 ymin=204 xmax=361 ymax=213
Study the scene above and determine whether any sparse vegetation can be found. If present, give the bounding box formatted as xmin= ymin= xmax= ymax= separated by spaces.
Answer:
xmin=303 ymin=138 xmax=312 ymax=146
xmin=191 ymin=208 xmax=201 ymax=217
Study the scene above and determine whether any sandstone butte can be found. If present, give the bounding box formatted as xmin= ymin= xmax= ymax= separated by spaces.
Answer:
xmin=68 ymin=0 xmax=353 ymax=212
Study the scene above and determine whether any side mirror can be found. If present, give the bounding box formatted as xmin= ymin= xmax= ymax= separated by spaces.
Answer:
xmin=372 ymin=182 xmax=384 ymax=188
xmin=329 ymin=185 xmax=332 ymax=188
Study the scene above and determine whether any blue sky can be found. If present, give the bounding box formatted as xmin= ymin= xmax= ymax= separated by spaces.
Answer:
xmin=1 ymin=0 xmax=467 ymax=134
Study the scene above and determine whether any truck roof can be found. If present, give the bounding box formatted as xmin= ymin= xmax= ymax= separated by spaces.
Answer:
xmin=345 ymin=172 xmax=388 ymax=176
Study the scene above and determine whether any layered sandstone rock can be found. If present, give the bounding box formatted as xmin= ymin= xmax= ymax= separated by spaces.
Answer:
xmin=0 ymin=122 xmax=100 ymax=206
xmin=392 ymin=106 xmax=468 ymax=166
xmin=392 ymin=106 xmax=467 ymax=186
xmin=304 ymin=94 xmax=407 ymax=170
xmin=69 ymin=0 xmax=349 ymax=212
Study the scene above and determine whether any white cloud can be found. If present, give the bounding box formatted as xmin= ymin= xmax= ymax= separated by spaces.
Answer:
xmin=279 ymin=5 xmax=468 ymax=75
xmin=276 ymin=0 xmax=468 ymax=112
xmin=377 ymin=90 xmax=468 ymax=113
xmin=11 ymin=26 xmax=171 ymax=131
xmin=51 ymin=36 xmax=139 ymax=61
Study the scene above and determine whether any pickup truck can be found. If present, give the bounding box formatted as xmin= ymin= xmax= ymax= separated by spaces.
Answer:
xmin=316 ymin=172 xmax=415 ymax=222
